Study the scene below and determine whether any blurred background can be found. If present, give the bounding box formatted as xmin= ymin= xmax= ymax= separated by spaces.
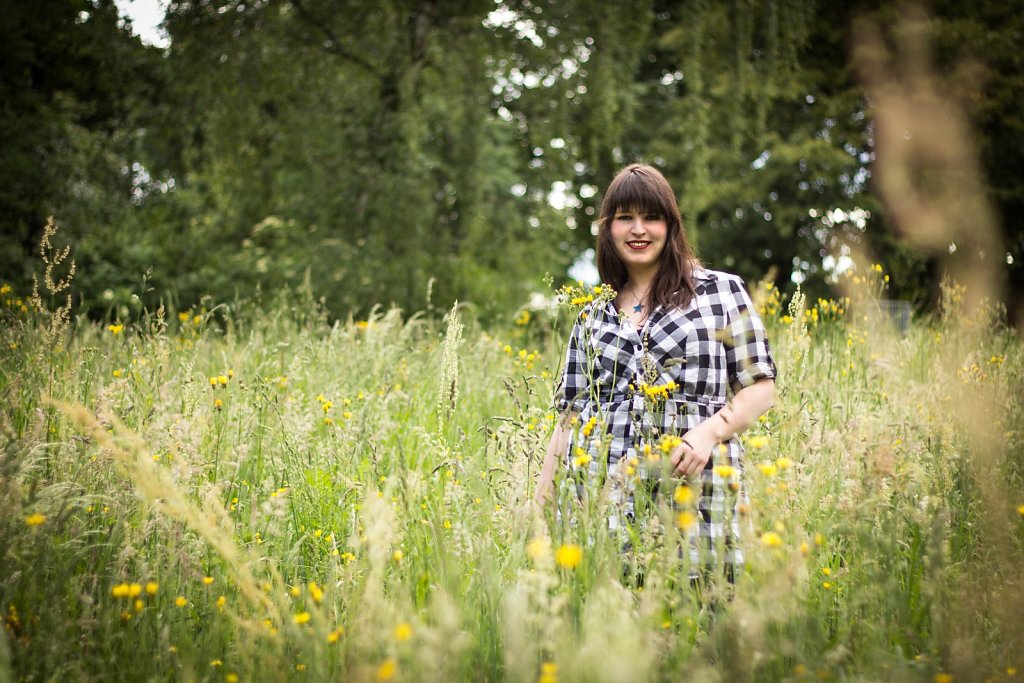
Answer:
xmin=1 ymin=0 xmax=1021 ymax=323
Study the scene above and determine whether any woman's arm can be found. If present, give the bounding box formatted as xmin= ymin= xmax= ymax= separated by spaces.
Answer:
xmin=670 ymin=378 xmax=775 ymax=476
xmin=534 ymin=413 xmax=576 ymax=506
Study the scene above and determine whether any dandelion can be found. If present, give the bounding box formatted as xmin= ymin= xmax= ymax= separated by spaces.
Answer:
xmin=555 ymin=544 xmax=582 ymax=570
xmin=761 ymin=532 xmax=783 ymax=548
xmin=747 ymin=434 xmax=770 ymax=449
xmin=145 ymin=582 xmax=158 ymax=595
xmin=821 ymin=567 xmax=832 ymax=576
xmin=211 ymin=660 xmax=223 ymax=667
xmin=673 ymin=485 xmax=694 ymax=505
xmin=214 ymin=399 xmax=223 ymax=410
xmin=175 ymin=596 xmax=188 ymax=607
xmin=308 ymin=582 xmax=324 ymax=604
xmin=394 ymin=622 xmax=413 ymax=642
xmin=226 ymin=674 xmax=239 ymax=683
xmin=327 ymin=627 xmax=344 ymax=643
xmin=108 ymin=323 xmax=124 ymax=335
xmin=758 ymin=462 xmax=778 ymax=477
xmin=216 ymin=595 xmax=226 ymax=610
xmin=111 ymin=584 xmax=131 ymax=599
xmin=822 ymin=581 xmax=832 ymax=590
xmin=376 ymin=659 xmax=397 ymax=681
xmin=713 ymin=465 xmax=737 ymax=479
xmin=539 ymin=662 xmax=558 ymax=683
xmin=526 ymin=537 xmax=551 ymax=561
xmin=25 ymin=513 xmax=46 ymax=527
xmin=776 ymin=457 xmax=794 ymax=470
xmin=934 ymin=674 xmax=953 ymax=683
xmin=392 ymin=549 xmax=403 ymax=563
xmin=202 ymin=576 xmax=215 ymax=585
xmin=676 ymin=511 xmax=697 ymax=531
xmin=571 ymin=448 xmax=591 ymax=468
xmin=800 ymin=541 xmax=810 ymax=556
xmin=293 ymin=612 xmax=311 ymax=625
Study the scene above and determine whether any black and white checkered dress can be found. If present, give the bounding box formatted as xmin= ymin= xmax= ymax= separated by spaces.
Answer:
xmin=554 ymin=268 xmax=776 ymax=573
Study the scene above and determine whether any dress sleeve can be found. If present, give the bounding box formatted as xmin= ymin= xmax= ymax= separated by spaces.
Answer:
xmin=553 ymin=314 xmax=590 ymax=414
xmin=724 ymin=277 xmax=777 ymax=394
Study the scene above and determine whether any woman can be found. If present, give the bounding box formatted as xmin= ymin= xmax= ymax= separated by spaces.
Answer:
xmin=536 ymin=163 xmax=776 ymax=581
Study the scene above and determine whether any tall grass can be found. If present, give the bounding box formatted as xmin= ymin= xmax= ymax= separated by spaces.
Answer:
xmin=0 ymin=266 xmax=1022 ymax=683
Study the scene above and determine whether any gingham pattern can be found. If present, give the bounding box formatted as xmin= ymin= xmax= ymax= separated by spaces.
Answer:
xmin=553 ymin=268 xmax=776 ymax=571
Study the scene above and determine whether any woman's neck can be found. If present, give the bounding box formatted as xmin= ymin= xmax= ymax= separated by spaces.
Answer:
xmin=625 ymin=268 xmax=657 ymax=299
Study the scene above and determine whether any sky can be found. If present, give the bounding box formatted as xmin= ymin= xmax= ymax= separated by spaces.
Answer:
xmin=114 ymin=0 xmax=169 ymax=48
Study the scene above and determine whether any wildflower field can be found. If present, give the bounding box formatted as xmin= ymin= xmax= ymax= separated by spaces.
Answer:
xmin=1 ymin=265 xmax=1023 ymax=683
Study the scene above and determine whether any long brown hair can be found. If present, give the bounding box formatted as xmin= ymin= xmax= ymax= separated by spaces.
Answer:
xmin=595 ymin=163 xmax=700 ymax=311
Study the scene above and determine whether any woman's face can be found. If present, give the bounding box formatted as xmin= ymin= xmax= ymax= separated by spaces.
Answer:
xmin=609 ymin=207 xmax=668 ymax=276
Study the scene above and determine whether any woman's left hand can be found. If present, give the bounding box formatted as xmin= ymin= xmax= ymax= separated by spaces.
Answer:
xmin=670 ymin=427 xmax=719 ymax=477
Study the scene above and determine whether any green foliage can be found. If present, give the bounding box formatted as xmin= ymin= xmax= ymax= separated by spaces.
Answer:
xmin=2 ymin=1 xmax=1024 ymax=322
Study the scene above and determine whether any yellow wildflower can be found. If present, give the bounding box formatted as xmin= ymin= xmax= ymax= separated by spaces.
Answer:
xmin=25 ymin=513 xmax=46 ymax=527
xmin=376 ymin=659 xmax=397 ymax=681
xmin=554 ymin=544 xmax=582 ymax=569
xmin=673 ymin=486 xmax=694 ymax=505
xmin=758 ymin=463 xmax=778 ymax=477
xmin=308 ymin=582 xmax=324 ymax=603
xmin=713 ymin=465 xmax=737 ymax=479
xmin=202 ymin=576 xmax=214 ymax=585
xmin=111 ymin=584 xmax=131 ymax=599
xmin=216 ymin=595 xmax=226 ymax=610
xmin=226 ymin=674 xmax=239 ymax=683
xmin=108 ymin=323 xmax=124 ymax=335
xmin=776 ymin=457 xmax=794 ymax=470
xmin=145 ymin=581 xmax=158 ymax=595
xmin=175 ymin=596 xmax=188 ymax=607
xmin=526 ymin=537 xmax=551 ymax=560
xmin=934 ymin=674 xmax=952 ymax=683
xmin=327 ymin=627 xmax=344 ymax=643
xmin=676 ymin=511 xmax=697 ymax=531
xmin=394 ymin=622 xmax=413 ymax=642
xmin=293 ymin=612 xmax=311 ymax=625
xmin=760 ymin=532 xmax=783 ymax=547
xmin=747 ymin=435 xmax=770 ymax=449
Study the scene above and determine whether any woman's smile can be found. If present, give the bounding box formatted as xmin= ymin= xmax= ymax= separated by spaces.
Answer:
xmin=611 ymin=208 xmax=668 ymax=270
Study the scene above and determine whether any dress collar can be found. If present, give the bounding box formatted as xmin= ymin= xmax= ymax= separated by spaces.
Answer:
xmin=691 ymin=267 xmax=717 ymax=282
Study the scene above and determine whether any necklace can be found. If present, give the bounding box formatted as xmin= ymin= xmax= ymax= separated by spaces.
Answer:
xmin=627 ymin=289 xmax=648 ymax=314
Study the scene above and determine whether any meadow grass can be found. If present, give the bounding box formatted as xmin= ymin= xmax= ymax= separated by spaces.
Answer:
xmin=1 ymin=270 xmax=1022 ymax=683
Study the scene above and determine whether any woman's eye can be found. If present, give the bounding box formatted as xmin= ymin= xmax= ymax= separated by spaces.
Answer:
xmin=645 ymin=214 xmax=661 ymax=221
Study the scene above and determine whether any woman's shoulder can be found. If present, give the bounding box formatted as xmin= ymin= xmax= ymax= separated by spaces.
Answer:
xmin=691 ymin=267 xmax=746 ymax=291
